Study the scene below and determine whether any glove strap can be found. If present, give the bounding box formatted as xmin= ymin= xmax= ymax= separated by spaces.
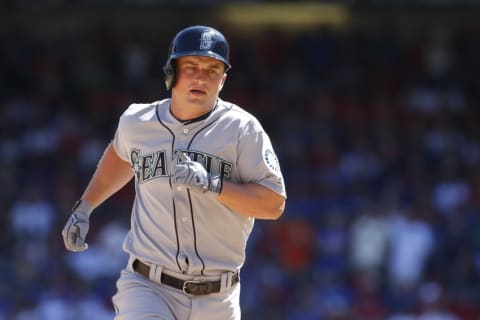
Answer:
xmin=209 ymin=176 xmax=223 ymax=194
xmin=72 ymin=199 xmax=94 ymax=217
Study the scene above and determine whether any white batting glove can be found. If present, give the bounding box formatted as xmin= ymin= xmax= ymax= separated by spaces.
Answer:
xmin=173 ymin=152 xmax=222 ymax=194
xmin=62 ymin=200 xmax=93 ymax=252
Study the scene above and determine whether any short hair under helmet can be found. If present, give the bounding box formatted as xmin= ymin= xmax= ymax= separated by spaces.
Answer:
xmin=163 ymin=25 xmax=231 ymax=90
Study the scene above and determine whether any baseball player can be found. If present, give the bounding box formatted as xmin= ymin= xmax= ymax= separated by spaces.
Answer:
xmin=62 ymin=25 xmax=286 ymax=320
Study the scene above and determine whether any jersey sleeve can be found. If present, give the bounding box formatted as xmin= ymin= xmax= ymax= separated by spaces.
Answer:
xmin=236 ymin=119 xmax=286 ymax=198
xmin=112 ymin=106 xmax=133 ymax=162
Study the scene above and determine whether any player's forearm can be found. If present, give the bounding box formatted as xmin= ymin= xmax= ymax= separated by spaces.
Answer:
xmin=81 ymin=143 xmax=134 ymax=209
xmin=217 ymin=182 xmax=285 ymax=219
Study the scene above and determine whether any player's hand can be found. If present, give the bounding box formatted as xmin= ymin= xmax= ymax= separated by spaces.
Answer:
xmin=172 ymin=152 xmax=222 ymax=194
xmin=62 ymin=200 xmax=93 ymax=252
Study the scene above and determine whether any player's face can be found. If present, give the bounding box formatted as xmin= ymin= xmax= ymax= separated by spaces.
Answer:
xmin=173 ymin=56 xmax=227 ymax=109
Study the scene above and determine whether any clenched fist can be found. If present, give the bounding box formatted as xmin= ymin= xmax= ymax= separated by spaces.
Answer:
xmin=62 ymin=200 xmax=93 ymax=252
xmin=172 ymin=152 xmax=222 ymax=194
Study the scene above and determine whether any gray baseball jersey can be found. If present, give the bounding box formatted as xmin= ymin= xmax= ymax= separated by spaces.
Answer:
xmin=112 ymin=98 xmax=286 ymax=276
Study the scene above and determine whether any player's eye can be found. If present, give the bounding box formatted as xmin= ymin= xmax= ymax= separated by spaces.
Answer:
xmin=184 ymin=65 xmax=197 ymax=72
xmin=208 ymin=69 xmax=218 ymax=77
xmin=208 ymin=66 xmax=224 ymax=77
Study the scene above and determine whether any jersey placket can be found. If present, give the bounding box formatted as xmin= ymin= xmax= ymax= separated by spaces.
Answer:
xmin=172 ymin=124 xmax=205 ymax=274
xmin=173 ymin=189 xmax=200 ymax=273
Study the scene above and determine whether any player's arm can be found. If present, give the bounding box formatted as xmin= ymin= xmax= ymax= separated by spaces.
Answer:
xmin=217 ymin=182 xmax=285 ymax=220
xmin=62 ymin=142 xmax=133 ymax=252
xmin=173 ymin=152 xmax=285 ymax=220
xmin=81 ymin=142 xmax=134 ymax=208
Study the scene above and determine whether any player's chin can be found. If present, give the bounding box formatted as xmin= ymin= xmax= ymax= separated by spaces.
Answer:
xmin=186 ymin=97 xmax=204 ymax=105
xmin=186 ymin=94 xmax=212 ymax=105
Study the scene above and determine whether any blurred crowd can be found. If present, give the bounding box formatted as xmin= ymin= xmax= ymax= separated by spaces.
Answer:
xmin=0 ymin=16 xmax=479 ymax=320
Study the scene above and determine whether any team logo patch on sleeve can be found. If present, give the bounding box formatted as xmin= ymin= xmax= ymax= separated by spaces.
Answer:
xmin=264 ymin=149 xmax=280 ymax=172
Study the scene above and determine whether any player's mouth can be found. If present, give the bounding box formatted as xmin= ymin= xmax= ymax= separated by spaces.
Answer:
xmin=190 ymin=88 xmax=207 ymax=95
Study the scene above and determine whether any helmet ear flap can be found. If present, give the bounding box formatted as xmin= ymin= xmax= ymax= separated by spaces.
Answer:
xmin=163 ymin=60 xmax=176 ymax=91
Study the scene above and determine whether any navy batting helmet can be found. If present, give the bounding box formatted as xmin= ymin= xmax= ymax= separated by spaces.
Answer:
xmin=163 ymin=25 xmax=231 ymax=90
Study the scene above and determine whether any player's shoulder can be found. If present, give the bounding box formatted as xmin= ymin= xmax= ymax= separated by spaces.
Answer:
xmin=122 ymin=99 xmax=166 ymax=116
xmin=217 ymin=99 xmax=259 ymax=122
xmin=119 ymin=99 xmax=168 ymax=122
xmin=218 ymin=98 xmax=264 ymax=130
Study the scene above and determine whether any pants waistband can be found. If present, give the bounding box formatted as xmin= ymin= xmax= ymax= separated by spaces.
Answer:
xmin=132 ymin=259 xmax=239 ymax=296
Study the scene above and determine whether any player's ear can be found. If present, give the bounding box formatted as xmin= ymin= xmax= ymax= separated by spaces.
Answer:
xmin=219 ymin=73 xmax=227 ymax=91
xmin=164 ymin=60 xmax=177 ymax=91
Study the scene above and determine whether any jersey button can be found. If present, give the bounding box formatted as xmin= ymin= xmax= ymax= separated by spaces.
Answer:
xmin=183 ymin=128 xmax=189 ymax=134
xmin=181 ymin=217 xmax=187 ymax=222
xmin=176 ymin=186 xmax=182 ymax=191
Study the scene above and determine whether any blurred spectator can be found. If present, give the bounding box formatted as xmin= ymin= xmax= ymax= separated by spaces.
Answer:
xmin=349 ymin=203 xmax=389 ymax=274
xmin=416 ymin=282 xmax=460 ymax=320
xmin=65 ymin=221 xmax=128 ymax=281
xmin=387 ymin=204 xmax=435 ymax=312
xmin=431 ymin=153 xmax=471 ymax=218
xmin=9 ymin=183 xmax=56 ymax=240
xmin=270 ymin=218 xmax=316 ymax=274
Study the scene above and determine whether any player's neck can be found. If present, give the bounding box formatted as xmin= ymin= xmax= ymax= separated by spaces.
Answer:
xmin=170 ymin=99 xmax=217 ymax=122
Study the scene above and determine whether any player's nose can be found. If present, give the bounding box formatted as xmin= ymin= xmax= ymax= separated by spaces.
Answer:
xmin=192 ymin=68 xmax=210 ymax=81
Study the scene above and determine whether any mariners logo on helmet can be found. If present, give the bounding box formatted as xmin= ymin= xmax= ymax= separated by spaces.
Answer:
xmin=200 ymin=31 xmax=214 ymax=50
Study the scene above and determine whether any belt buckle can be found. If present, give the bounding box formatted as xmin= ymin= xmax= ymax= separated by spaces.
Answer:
xmin=182 ymin=280 xmax=201 ymax=296
xmin=183 ymin=280 xmax=215 ymax=296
